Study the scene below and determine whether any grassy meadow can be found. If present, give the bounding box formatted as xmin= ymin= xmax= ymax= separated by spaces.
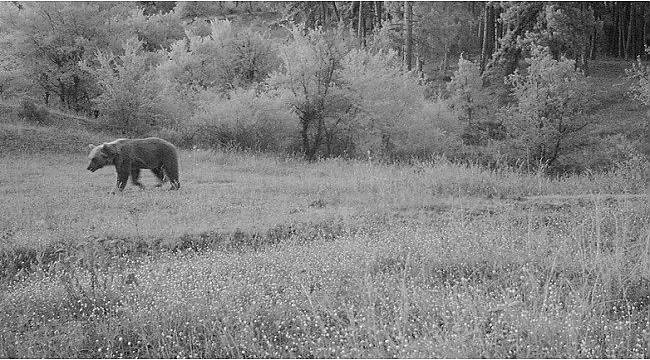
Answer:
xmin=0 ymin=126 xmax=648 ymax=358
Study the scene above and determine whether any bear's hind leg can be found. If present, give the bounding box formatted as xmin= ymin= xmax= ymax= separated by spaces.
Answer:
xmin=151 ymin=167 xmax=166 ymax=187
xmin=130 ymin=169 xmax=145 ymax=190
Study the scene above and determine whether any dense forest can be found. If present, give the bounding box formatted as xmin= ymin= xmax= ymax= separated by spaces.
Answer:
xmin=0 ymin=1 xmax=648 ymax=173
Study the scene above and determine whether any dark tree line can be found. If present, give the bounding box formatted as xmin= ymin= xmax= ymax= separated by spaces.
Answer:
xmin=277 ymin=1 xmax=648 ymax=77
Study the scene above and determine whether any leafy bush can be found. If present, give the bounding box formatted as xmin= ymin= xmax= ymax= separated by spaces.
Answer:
xmin=626 ymin=54 xmax=650 ymax=106
xmin=403 ymin=100 xmax=465 ymax=160
xmin=340 ymin=48 xmax=426 ymax=159
xmin=17 ymin=99 xmax=50 ymax=125
xmin=268 ymin=25 xmax=351 ymax=160
xmin=446 ymin=55 xmax=506 ymax=148
xmin=447 ymin=55 xmax=483 ymax=124
xmin=148 ymin=127 xmax=196 ymax=150
xmin=82 ymin=38 xmax=173 ymax=136
xmin=625 ymin=51 xmax=650 ymax=160
xmin=501 ymin=45 xmax=596 ymax=172
xmin=125 ymin=7 xmax=185 ymax=51
xmin=190 ymin=88 xmax=298 ymax=152
xmin=160 ymin=20 xmax=278 ymax=94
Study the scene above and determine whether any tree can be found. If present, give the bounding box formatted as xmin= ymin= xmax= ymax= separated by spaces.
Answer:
xmin=82 ymin=38 xmax=171 ymax=135
xmin=521 ymin=4 xmax=596 ymax=73
xmin=0 ymin=2 xmax=135 ymax=113
xmin=480 ymin=2 xmax=495 ymax=72
xmin=0 ymin=32 xmax=28 ymax=99
xmin=341 ymin=48 xmax=425 ymax=158
xmin=485 ymin=3 xmax=597 ymax=80
xmin=411 ymin=2 xmax=481 ymax=77
xmin=502 ymin=46 xmax=596 ymax=171
xmin=404 ymin=1 xmax=412 ymax=70
xmin=268 ymin=26 xmax=351 ymax=161
xmin=447 ymin=55 xmax=483 ymax=125
xmin=125 ymin=6 xmax=185 ymax=52
xmin=159 ymin=20 xmax=278 ymax=94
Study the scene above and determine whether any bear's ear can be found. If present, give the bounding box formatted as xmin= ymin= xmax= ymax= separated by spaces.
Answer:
xmin=88 ymin=144 xmax=95 ymax=150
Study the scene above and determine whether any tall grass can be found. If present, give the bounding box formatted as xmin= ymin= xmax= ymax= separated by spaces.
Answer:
xmin=0 ymin=144 xmax=647 ymax=358
xmin=1 ymin=198 xmax=647 ymax=358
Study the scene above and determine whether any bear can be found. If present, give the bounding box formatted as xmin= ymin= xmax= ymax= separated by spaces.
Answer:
xmin=87 ymin=137 xmax=180 ymax=193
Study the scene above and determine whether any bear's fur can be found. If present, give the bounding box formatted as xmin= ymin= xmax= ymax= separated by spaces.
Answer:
xmin=87 ymin=137 xmax=180 ymax=193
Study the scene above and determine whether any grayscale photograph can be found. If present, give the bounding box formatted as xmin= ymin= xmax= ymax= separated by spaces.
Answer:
xmin=0 ymin=1 xmax=648 ymax=358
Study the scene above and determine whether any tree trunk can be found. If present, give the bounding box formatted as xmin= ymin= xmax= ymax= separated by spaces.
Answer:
xmin=618 ymin=2 xmax=624 ymax=58
xmin=321 ymin=2 xmax=326 ymax=27
xmin=440 ymin=43 xmax=449 ymax=77
xmin=590 ymin=27 xmax=597 ymax=60
xmin=643 ymin=7 xmax=648 ymax=61
xmin=331 ymin=1 xmax=341 ymax=23
xmin=481 ymin=3 xmax=495 ymax=72
xmin=478 ymin=8 xmax=484 ymax=39
xmin=625 ymin=3 xmax=634 ymax=60
xmin=357 ymin=1 xmax=363 ymax=42
xmin=404 ymin=1 xmax=412 ymax=71
xmin=374 ymin=1 xmax=382 ymax=29
xmin=636 ymin=3 xmax=645 ymax=58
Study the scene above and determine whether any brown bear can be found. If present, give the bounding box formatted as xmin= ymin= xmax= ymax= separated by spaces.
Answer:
xmin=87 ymin=137 xmax=180 ymax=193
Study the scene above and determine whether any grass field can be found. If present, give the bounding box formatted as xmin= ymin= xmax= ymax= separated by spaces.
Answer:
xmin=0 ymin=130 xmax=648 ymax=357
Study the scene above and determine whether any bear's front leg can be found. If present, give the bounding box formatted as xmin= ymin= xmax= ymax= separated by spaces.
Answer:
xmin=112 ymin=170 xmax=130 ymax=194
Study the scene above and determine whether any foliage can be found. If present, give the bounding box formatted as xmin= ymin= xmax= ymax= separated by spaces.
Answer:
xmin=17 ymin=99 xmax=50 ymax=125
xmin=175 ymin=1 xmax=232 ymax=20
xmin=520 ymin=4 xmax=596 ymax=62
xmin=81 ymin=38 xmax=171 ymax=136
xmin=125 ymin=7 xmax=186 ymax=52
xmin=160 ymin=20 xmax=278 ymax=94
xmin=341 ymin=48 xmax=426 ymax=159
xmin=190 ymin=87 xmax=298 ymax=152
xmin=412 ymin=3 xmax=480 ymax=68
xmin=0 ymin=35 xmax=28 ymax=99
xmin=0 ymin=2 xmax=135 ymax=113
xmin=447 ymin=55 xmax=483 ymax=124
xmin=446 ymin=55 xmax=508 ymax=150
xmin=268 ymin=25 xmax=351 ymax=160
xmin=502 ymin=46 xmax=596 ymax=171
xmin=626 ymin=55 xmax=650 ymax=106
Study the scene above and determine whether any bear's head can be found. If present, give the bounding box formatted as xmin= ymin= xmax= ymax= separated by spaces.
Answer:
xmin=87 ymin=143 xmax=117 ymax=172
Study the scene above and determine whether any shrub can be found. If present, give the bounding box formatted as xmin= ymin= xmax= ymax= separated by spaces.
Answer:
xmin=340 ymin=48 xmax=426 ymax=160
xmin=501 ymin=45 xmax=596 ymax=172
xmin=268 ymin=25 xmax=351 ymax=160
xmin=17 ymin=99 xmax=51 ymax=125
xmin=125 ymin=7 xmax=186 ymax=52
xmin=447 ymin=55 xmax=483 ymax=125
xmin=82 ymin=38 xmax=174 ymax=136
xmin=160 ymin=20 xmax=278 ymax=94
xmin=446 ymin=55 xmax=506 ymax=148
xmin=148 ymin=127 xmax=196 ymax=150
xmin=401 ymin=100 xmax=464 ymax=160
xmin=626 ymin=54 xmax=650 ymax=106
xmin=190 ymin=88 xmax=298 ymax=152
